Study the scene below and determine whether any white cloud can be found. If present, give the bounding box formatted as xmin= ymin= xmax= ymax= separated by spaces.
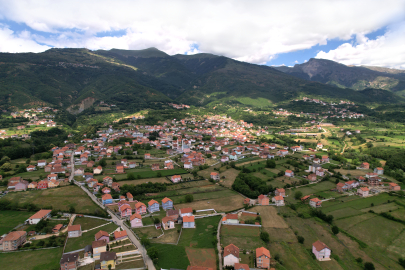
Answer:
xmin=0 ymin=25 xmax=50 ymax=53
xmin=316 ymin=22 xmax=405 ymax=69
xmin=0 ymin=0 xmax=404 ymax=67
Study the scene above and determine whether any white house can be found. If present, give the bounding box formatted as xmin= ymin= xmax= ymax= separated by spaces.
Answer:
xmin=26 ymin=209 xmax=52 ymax=225
xmin=179 ymin=208 xmax=193 ymax=217
xmin=312 ymin=240 xmax=331 ymax=261
xmin=67 ymin=225 xmax=82 ymax=238
xmin=222 ymin=214 xmax=239 ymax=225
xmin=358 ymin=187 xmax=369 ymax=197
xmin=309 ymin=198 xmax=322 ymax=208
xmin=223 ymin=244 xmax=240 ymax=267
xmin=272 ymin=196 xmax=285 ymax=206
xmin=182 ymin=215 xmax=195 ymax=228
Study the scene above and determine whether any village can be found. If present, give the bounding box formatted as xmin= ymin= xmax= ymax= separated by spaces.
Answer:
xmin=0 ymin=110 xmax=405 ymax=270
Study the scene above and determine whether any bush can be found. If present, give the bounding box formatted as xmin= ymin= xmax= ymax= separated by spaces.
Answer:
xmin=260 ymin=231 xmax=270 ymax=243
xmin=294 ymin=191 xmax=303 ymax=200
xmin=364 ymin=262 xmax=375 ymax=270
xmin=185 ymin=194 xmax=194 ymax=203
xmin=332 ymin=226 xmax=339 ymax=235
xmin=297 ymin=236 xmax=305 ymax=244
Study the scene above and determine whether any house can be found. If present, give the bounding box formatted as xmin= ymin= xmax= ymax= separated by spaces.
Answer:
xmin=114 ymin=230 xmax=128 ymax=241
xmin=183 ymin=215 xmax=195 ymax=228
xmin=0 ymin=231 xmax=26 ymax=251
xmin=389 ymin=183 xmax=401 ymax=191
xmin=84 ymin=245 xmax=93 ymax=258
xmin=102 ymin=187 xmax=111 ymax=194
xmin=116 ymin=165 xmax=124 ymax=174
xmin=275 ymin=188 xmax=285 ymax=197
xmin=162 ymin=216 xmax=175 ymax=230
xmin=60 ymin=252 xmax=80 ymax=270
xmin=27 ymin=209 xmax=52 ymax=224
xmin=52 ymin=224 xmax=63 ymax=233
xmin=148 ymin=200 xmax=160 ymax=213
xmin=37 ymin=180 xmax=48 ymax=189
xmin=360 ymin=162 xmax=369 ymax=169
xmin=135 ymin=202 xmax=147 ymax=215
xmin=222 ymin=214 xmax=239 ymax=225
xmin=312 ymin=240 xmax=331 ymax=261
xmin=258 ymin=194 xmax=269 ymax=205
xmin=151 ymin=163 xmax=160 ymax=171
xmin=28 ymin=182 xmax=38 ymax=189
xmin=272 ymin=196 xmax=285 ymax=206
xmin=92 ymin=240 xmax=107 ymax=260
xmin=336 ymin=182 xmax=346 ymax=193
xmin=316 ymin=169 xmax=325 ymax=177
xmin=171 ymin=175 xmax=182 ymax=183
xmin=120 ymin=204 xmax=132 ymax=218
xmin=103 ymin=176 xmax=113 ymax=187
xmin=308 ymin=174 xmax=317 ymax=182
xmin=112 ymin=182 xmax=121 ymax=192
xmin=309 ymin=198 xmax=322 ymax=208
xmin=368 ymin=176 xmax=381 ymax=186
xmin=234 ymin=263 xmax=250 ymax=270
xmin=162 ymin=197 xmax=173 ymax=210
xmin=285 ymin=170 xmax=294 ymax=177
xmin=26 ymin=165 xmax=36 ymax=172
xmin=95 ymin=230 xmax=110 ymax=243
xmin=358 ymin=187 xmax=369 ymax=197
xmin=179 ymin=207 xmax=193 ymax=217
xmin=210 ymin=172 xmax=220 ymax=181
xmin=184 ymin=162 xmax=193 ymax=169
xmin=321 ymin=156 xmax=329 ymax=163
xmin=37 ymin=160 xmax=47 ymax=167
xmin=256 ymin=247 xmax=271 ymax=269
xmin=68 ymin=225 xmax=82 ymax=238
xmin=15 ymin=180 xmax=29 ymax=191
xmin=127 ymin=192 xmax=133 ymax=201
xmin=93 ymin=166 xmax=103 ymax=175
xmin=130 ymin=213 xmax=143 ymax=228
xmin=223 ymin=244 xmax=240 ymax=267
xmin=100 ymin=251 xmax=117 ymax=270
xmin=166 ymin=209 xmax=180 ymax=220
xmin=102 ymin=194 xmax=113 ymax=205
xmin=221 ymin=156 xmax=229 ymax=162
xmin=374 ymin=167 xmax=384 ymax=175
xmin=366 ymin=172 xmax=378 ymax=178
xmin=48 ymin=179 xmax=59 ymax=188
xmin=243 ymin=198 xmax=253 ymax=206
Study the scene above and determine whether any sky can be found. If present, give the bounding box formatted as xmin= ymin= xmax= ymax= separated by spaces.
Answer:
xmin=0 ymin=0 xmax=404 ymax=69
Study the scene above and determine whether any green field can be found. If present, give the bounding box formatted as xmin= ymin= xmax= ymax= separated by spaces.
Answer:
xmin=0 ymin=247 xmax=63 ymax=270
xmin=0 ymin=186 xmax=102 ymax=214
xmin=220 ymin=225 xmax=264 ymax=250
xmin=0 ymin=210 xmax=35 ymax=235
xmin=73 ymin=217 xmax=111 ymax=231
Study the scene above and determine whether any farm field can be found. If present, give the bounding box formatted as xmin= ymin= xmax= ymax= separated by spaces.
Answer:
xmin=249 ymin=206 xmax=288 ymax=228
xmin=0 ymin=247 xmax=63 ymax=270
xmin=174 ymin=193 xmax=244 ymax=212
xmin=218 ymin=168 xmax=240 ymax=188
xmin=118 ymin=177 xmax=170 ymax=185
xmin=0 ymin=186 xmax=101 ymax=214
xmin=186 ymin=248 xmax=217 ymax=270
xmin=166 ymin=180 xmax=210 ymax=190
xmin=73 ymin=217 xmax=111 ymax=231
xmin=220 ymin=225 xmax=263 ymax=250
xmin=0 ymin=210 xmax=35 ymax=235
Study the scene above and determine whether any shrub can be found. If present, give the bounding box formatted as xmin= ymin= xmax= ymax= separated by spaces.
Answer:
xmin=260 ymin=231 xmax=270 ymax=243
xmin=364 ymin=262 xmax=375 ymax=270
xmin=297 ymin=236 xmax=305 ymax=244
xmin=332 ymin=226 xmax=339 ymax=235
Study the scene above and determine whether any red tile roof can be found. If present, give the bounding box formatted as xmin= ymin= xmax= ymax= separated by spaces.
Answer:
xmin=68 ymin=225 xmax=81 ymax=232
xmin=29 ymin=209 xmax=51 ymax=220
xmin=256 ymin=247 xmax=270 ymax=258
xmin=114 ymin=230 xmax=127 ymax=239
xmin=183 ymin=215 xmax=195 ymax=223
xmin=224 ymin=243 xmax=239 ymax=258
xmin=313 ymin=240 xmax=330 ymax=252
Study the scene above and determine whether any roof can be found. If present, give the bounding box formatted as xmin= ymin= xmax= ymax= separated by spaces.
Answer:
xmin=162 ymin=197 xmax=172 ymax=204
xmin=180 ymin=207 xmax=192 ymax=214
xmin=234 ymin=263 xmax=250 ymax=270
xmin=276 ymin=188 xmax=285 ymax=192
xmin=258 ymin=194 xmax=267 ymax=199
xmin=3 ymin=231 xmax=26 ymax=241
xmin=162 ymin=216 xmax=174 ymax=223
xmin=389 ymin=182 xmax=399 ymax=186
xmin=135 ymin=202 xmax=146 ymax=208
xmin=167 ymin=209 xmax=179 ymax=216
xmin=336 ymin=183 xmax=345 ymax=187
xmin=95 ymin=230 xmax=109 ymax=240
xmin=310 ymin=198 xmax=321 ymax=202
xmin=102 ymin=194 xmax=112 ymax=200
xmin=130 ymin=213 xmax=142 ymax=221
xmin=100 ymin=251 xmax=117 ymax=261
xmin=274 ymin=196 xmax=284 ymax=201
xmin=360 ymin=187 xmax=369 ymax=191
xmin=225 ymin=214 xmax=238 ymax=220
xmin=120 ymin=205 xmax=131 ymax=212
xmin=210 ymin=172 xmax=219 ymax=175
xmin=85 ymin=245 xmax=93 ymax=252
xmin=68 ymin=225 xmax=81 ymax=232
xmin=313 ymin=240 xmax=330 ymax=252
xmin=53 ymin=224 xmax=63 ymax=231
xmin=183 ymin=215 xmax=195 ymax=223
xmin=224 ymin=243 xmax=239 ymax=258
xmin=114 ymin=230 xmax=128 ymax=239
xmin=92 ymin=239 xmax=107 ymax=248
xmin=148 ymin=199 xmax=158 ymax=206
xmin=256 ymin=247 xmax=271 ymax=258
xmin=126 ymin=192 xmax=133 ymax=198
xmin=29 ymin=209 xmax=51 ymax=220
xmin=60 ymin=252 xmax=80 ymax=264
xmin=285 ymin=169 xmax=293 ymax=173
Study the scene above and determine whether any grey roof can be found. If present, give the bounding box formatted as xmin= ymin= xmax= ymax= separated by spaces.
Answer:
xmin=100 ymin=251 xmax=117 ymax=261
xmin=85 ymin=245 xmax=93 ymax=252
xmin=60 ymin=252 xmax=79 ymax=264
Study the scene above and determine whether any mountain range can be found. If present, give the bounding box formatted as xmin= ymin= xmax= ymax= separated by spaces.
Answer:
xmin=272 ymin=58 xmax=405 ymax=95
xmin=0 ymin=48 xmax=403 ymax=111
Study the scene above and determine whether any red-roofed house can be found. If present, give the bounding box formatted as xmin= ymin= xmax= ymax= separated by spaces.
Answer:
xmin=312 ymin=240 xmax=331 ymax=261
xmin=272 ymin=196 xmax=285 ymax=206
xmin=179 ymin=207 xmax=193 ymax=217
xmin=256 ymin=247 xmax=271 ymax=269
xmin=183 ymin=215 xmax=195 ymax=228
xmin=223 ymin=244 xmax=239 ymax=266
xmin=258 ymin=194 xmax=269 ymax=205
xmin=126 ymin=192 xmax=133 ymax=201
xmin=95 ymin=230 xmax=110 ymax=243
xmin=222 ymin=214 xmax=239 ymax=225
xmin=285 ymin=170 xmax=294 ymax=177
xmin=358 ymin=187 xmax=369 ymax=197
xmin=114 ymin=230 xmax=128 ymax=241
xmin=234 ymin=263 xmax=250 ymax=270
xmin=148 ymin=200 xmax=160 ymax=213
xmin=37 ymin=180 xmax=48 ymax=190
xmin=27 ymin=209 xmax=51 ymax=224
xmin=210 ymin=172 xmax=220 ymax=181
xmin=120 ymin=204 xmax=132 ymax=218
xmin=130 ymin=213 xmax=143 ymax=228
xmin=68 ymin=225 xmax=82 ymax=238
xmin=171 ymin=175 xmax=182 ymax=183
xmin=135 ymin=202 xmax=147 ymax=215
xmin=309 ymin=198 xmax=322 ymax=208
xmin=162 ymin=197 xmax=173 ymax=210
xmin=162 ymin=216 xmax=175 ymax=230
xmin=275 ymin=188 xmax=285 ymax=197
xmin=389 ymin=183 xmax=401 ymax=191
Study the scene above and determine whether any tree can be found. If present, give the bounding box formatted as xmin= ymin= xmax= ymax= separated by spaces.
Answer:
xmin=398 ymin=258 xmax=405 ymax=268
xmin=147 ymin=247 xmax=158 ymax=260
xmin=294 ymin=191 xmax=303 ymax=200
xmin=266 ymin=159 xmax=276 ymax=168
xmin=297 ymin=236 xmax=305 ymax=244
xmin=99 ymin=158 xmax=107 ymax=167
xmin=157 ymin=172 xmax=162 ymax=177
xmin=141 ymin=237 xmax=151 ymax=248
xmin=185 ymin=194 xmax=194 ymax=203
xmin=364 ymin=262 xmax=375 ymax=270
xmin=108 ymin=264 xmax=112 ymax=270
xmin=332 ymin=226 xmax=339 ymax=235
xmin=69 ymin=206 xmax=76 ymax=213
xmin=260 ymin=231 xmax=270 ymax=243
xmin=154 ymin=218 xmax=160 ymax=224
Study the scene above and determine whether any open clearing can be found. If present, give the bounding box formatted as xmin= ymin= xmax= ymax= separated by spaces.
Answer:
xmin=174 ymin=194 xmax=244 ymax=212
xmin=220 ymin=225 xmax=263 ymax=250
xmin=186 ymin=248 xmax=217 ymax=270
xmin=0 ymin=186 xmax=100 ymax=214
xmin=249 ymin=206 xmax=288 ymax=228
xmin=0 ymin=210 xmax=35 ymax=235
xmin=219 ymin=168 xmax=240 ymax=188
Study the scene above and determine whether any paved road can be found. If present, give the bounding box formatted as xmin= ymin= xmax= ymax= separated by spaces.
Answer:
xmin=217 ymin=214 xmax=224 ymax=270
xmin=69 ymin=149 xmax=155 ymax=270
